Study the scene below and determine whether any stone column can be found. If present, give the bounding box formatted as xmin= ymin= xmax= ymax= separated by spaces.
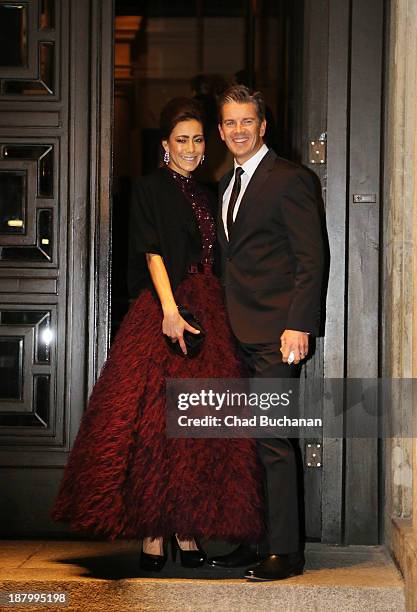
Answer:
xmin=382 ymin=1 xmax=417 ymax=609
xmin=383 ymin=0 xmax=416 ymax=520
xmin=413 ymin=28 xmax=417 ymax=538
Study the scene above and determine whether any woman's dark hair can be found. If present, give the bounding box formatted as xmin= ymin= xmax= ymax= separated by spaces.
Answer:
xmin=159 ymin=97 xmax=205 ymax=140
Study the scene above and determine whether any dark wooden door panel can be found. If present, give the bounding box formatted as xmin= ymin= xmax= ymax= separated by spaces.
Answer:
xmin=0 ymin=0 xmax=69 ymax=460
xmin=297 ymin=0 xmax=329 ymax=542
xmin=321 ymin=0 xmax=351 ymax=545
xmin=0 ymin=0 xmax=113 ymax=533
xmin=344 ymin=0 xmax=383 ymax=544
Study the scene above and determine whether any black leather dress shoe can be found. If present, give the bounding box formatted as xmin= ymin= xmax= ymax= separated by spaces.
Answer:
xmin=245 ymin=551 xmax=305 ymax=581
xmin=207 ymin=544 xmax=260 ymax=568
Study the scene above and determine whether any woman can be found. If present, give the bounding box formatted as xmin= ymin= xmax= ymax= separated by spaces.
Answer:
xmin=51 ymin=98 xmax=263 ymax=572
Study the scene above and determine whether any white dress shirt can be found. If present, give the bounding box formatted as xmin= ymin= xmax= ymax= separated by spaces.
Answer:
xmin=222 ymin=143 xmax=269 ymax=240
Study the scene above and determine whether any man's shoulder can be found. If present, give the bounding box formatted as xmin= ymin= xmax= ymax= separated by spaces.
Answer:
xmin=273 ymin=155 xmax=308 ymax=176
xmin=269 ymin=155 xmax=316 ymax=191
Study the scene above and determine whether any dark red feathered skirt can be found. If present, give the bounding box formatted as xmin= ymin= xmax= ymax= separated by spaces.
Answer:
xmin=51 ymin=271 xmax=264 ymax=542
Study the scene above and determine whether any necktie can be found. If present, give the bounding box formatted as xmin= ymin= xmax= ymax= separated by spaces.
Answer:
xmin=226 ymin=166 xmax=244 ymax=239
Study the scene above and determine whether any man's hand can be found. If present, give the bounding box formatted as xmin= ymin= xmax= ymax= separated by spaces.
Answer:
xmin=280 ymin=329 xmax=309 ymax=365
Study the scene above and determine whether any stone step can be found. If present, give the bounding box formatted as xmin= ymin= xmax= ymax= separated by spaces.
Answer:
xmin=0 ymin=541 xmax=405 ymax=611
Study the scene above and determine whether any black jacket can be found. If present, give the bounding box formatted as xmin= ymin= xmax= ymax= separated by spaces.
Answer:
xmin=218 ymin=149 xmax=325 ymax=343
xmin=128 ymin=167 xmax=213 ymax=298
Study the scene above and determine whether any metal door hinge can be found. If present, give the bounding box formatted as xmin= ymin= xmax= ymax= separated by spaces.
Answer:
xmin=305 ymin=442 xmax=322 ymax=468
xmin=309 ymin=132 xmax=327 ymax=164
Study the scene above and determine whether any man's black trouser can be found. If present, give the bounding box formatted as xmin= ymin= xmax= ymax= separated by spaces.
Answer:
xmin=239 ymin=341 xmax=301 ymax=555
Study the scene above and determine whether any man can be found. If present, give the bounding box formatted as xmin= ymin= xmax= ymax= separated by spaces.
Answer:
xmin=207 ymin=85 xmax=325 ymax=581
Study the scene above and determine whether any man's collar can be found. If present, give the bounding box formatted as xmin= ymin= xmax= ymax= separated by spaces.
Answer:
xmin=234 ymin=143 xmax=269 ymax=178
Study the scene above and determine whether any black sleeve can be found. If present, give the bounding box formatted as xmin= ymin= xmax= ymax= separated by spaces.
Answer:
xmin=129 ymin=179 xmax=162 ymax=256
xmin=280 ymin=169 xmax=325 ymax=335
xmin=127 ymin=179 xmax=161 ymax=298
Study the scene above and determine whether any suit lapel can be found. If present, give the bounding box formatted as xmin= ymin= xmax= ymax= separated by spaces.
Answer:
xmin=219 ymin=169 xmax=234 ymax=201
xmin=217 ymin=169 xmax=233 ymax=246
xmin=229 ymin=149 xmax=277 ymax=245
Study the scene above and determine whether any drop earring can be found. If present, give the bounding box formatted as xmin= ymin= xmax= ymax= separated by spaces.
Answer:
xmin=164 ymin=150 xmax=170 ymax=164
xmin=200 ymin=154 xmax=205 ymax=165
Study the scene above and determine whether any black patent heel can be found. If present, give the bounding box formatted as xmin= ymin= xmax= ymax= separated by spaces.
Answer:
xmin=171 ymin=534 xmax=206 ymax=568
xmin=171 ymin=535 xmax=178 ymax=563
xmin=140 ymin=540 xmax=167 ymax=572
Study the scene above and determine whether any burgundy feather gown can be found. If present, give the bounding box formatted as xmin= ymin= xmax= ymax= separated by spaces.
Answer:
xmin=51 ymin=169 xmax=264 ymax=542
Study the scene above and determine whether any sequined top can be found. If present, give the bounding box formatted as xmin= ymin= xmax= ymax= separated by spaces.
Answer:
xmin=166 ymin=167 xmax=215 ymax=264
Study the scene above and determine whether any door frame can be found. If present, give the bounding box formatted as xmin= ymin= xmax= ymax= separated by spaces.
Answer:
xmin=86 ymin=0 xmax=114 ymax=403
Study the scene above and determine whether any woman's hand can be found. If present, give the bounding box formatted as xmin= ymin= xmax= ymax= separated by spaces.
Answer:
xmin=162 ymin=306 xmax=200 ymax=355
xmin=145 ymin=253 xmax=200 ymax=354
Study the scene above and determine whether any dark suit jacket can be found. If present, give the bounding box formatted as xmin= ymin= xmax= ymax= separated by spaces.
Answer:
xmin=218 ymin=149 xmax=325 ymax=344
xmin=128 ymin=167 xmax=208 ymax=298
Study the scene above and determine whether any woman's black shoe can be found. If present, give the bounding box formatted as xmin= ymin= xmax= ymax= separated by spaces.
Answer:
xmin=140 ymin=549 xmax=167 ymax=572
xmin=171 ymin=535 xmax=206 ymax=568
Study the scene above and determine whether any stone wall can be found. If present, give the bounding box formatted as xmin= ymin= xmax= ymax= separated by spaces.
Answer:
xmin=382 ymin=1 xmax=417 ymax=609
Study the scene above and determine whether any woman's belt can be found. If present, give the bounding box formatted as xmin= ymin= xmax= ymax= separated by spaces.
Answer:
xmin=187 ymin=262 xmax=213 ymax=274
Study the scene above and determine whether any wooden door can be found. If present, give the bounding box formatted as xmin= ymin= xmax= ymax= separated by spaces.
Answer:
xmin=299 ymin=0 xmax=384 ymax=544
xmin=0 ymin=0 xmax=113 ymax=535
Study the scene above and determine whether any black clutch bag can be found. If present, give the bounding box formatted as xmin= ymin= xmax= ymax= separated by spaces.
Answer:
xmin=165 ymin=306 xmax=206 ymax=357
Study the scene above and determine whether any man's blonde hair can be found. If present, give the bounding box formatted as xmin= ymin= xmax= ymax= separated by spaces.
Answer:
xmin=218 ymin=85 xmax=266 ymax=123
